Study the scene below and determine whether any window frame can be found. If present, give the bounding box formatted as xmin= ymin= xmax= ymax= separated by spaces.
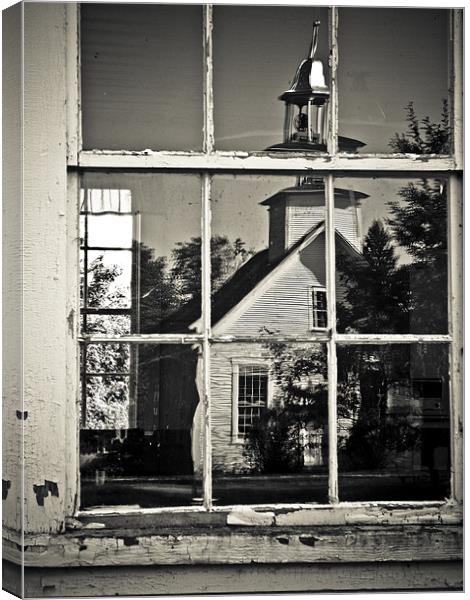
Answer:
xmin=311 ymin=286 xmax=328 ymax=331
xmin=67 ymin=5 xmax=463 ymax=519
xmin=231 ymin=359 xmax=272 ymax=443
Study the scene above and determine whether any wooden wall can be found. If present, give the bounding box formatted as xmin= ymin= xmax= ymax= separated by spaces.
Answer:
xmin=3 ymin=560 xmax=463 ymax=597
xmin=3 ymin=1 xmax=23 ymax=536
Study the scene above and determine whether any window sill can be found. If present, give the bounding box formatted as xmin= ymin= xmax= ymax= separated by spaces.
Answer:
xmin=3 ymin=501 xmax=462 ymax=568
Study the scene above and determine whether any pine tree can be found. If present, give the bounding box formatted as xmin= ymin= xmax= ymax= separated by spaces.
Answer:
xmin=387 ymin=179 xmax=447 ymax=333
xmin=389 ymin=100 xmax=450 ymax=154
xmin=337 ymin=220 xmax=408 ymax=333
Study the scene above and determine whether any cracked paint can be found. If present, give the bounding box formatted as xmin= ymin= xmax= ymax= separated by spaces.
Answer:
xmin=33 ymin=480 xmax=59 ymax=506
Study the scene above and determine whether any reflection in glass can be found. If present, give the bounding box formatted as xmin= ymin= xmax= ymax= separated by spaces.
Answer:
xmin=80 ymin=174 xmax=201 ymax=334
xmin=337 ymin=344 xmax=450 ymax=501
xmin=214 ymin=6 xmax=330 ymax=152
xmin=335 ymin=178 xmax=447 ymax=334
xmin=338 ymin=8 xmax=449 ymax=153
xmin=81 ymin=4 xmax=203 ymax=151
xmin=207 ymin=343 xmax=328 ymax=505
xmin=80 ymin=344 xmax=202 ymax=508
xmin=210 ymin=175 xmax=328 ymax=335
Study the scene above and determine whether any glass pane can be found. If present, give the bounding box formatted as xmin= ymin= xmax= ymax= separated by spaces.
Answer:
xmin=214 ymin=7 xmax=335 ymax=153
xmin=335 ymin=177 xmax=448 ymax=334
xmin=81 ymin=4 xmax=203 ymax=151
xmin=86 ymin=250 xmax=132 ymax=309
xmin=211 ymin=175 xmax=326 ymax=335
xmin=80 ymin=343 xmax=202 ymax=508
xmin=80 ymin=173 xmax=201 ymax=334
xmin=87 ymin=215 xmax=133 ymax=249
xmin=208 ymin=343 xmax=328 ymax=505
xmin=338 ymin=8 xmax=450 ymax=154
xmin=337 ymin=344 xmax=450 ymax=501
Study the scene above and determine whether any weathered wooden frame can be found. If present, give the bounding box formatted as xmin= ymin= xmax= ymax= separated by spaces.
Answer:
xmin=4 ymin=6 xmax=467 ymax=594
xmin=71 ymin=5 xmax=463 ymax=515
xmin=2 ymin=3 xmax=460 ymax=573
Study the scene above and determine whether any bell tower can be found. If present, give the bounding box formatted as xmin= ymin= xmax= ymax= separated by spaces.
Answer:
xmin=267 ymin=21 xmax=365 ymax=153
xmin=261 ymin=178 xmax=369 ymax=264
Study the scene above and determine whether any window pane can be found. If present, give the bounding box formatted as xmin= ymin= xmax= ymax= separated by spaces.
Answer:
xmin=87 ymin=215 xmax=133 ymax=249
xmin=81 ymin=4 xmax=203 ymax=151
xmin=338 ymin=8 xmax=450 ymax=154
xmin=80 ymin=173 xmax=201 ymax=334
xmin=337 ymin=344 xmax=450 ymax=501
xmin=213 ymin=7 xmax=332 ymax=152
xmin=211 ymin=175 xmax=326 ymax=335
xmin=335 ymin=177 xmax=448 ymax=334
xmin=86 ymin=250 xmax=132 ymax=309
xmin=80 ymin=343 xmax=202 ymax=509
xmin=208 ymin=343 xmax=328 ymax=505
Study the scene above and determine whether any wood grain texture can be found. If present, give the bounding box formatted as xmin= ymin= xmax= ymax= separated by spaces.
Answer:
xmin=2 ymin=524 xmax=462 ymax=568
xmin=13 ymin=561 xmax=462 ymax=597
xmin=448 ymin=175 xmax=463 ymax=502
xmin=22 ymin=2 xmax=71 ymax=534
xmin=2 ymin=0 xmax=23 ymax=536
xmin=77 ymin=150 xmax=458 ymax=172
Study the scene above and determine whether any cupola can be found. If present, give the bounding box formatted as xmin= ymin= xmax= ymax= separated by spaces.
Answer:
xmin=261 ymin=177 xmax=369 ymax=263
xmin=266 ymin=21 xmax=365 ymax=153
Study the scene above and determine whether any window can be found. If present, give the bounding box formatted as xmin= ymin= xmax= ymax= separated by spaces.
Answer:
xmin=233 ymin=364 xmax=269 ymax=438
xmin=72 ymin=6 xmax=462 ymax=513
xmin=312 ymin=287 xmax=327 ymax=329
xmin=4 ymin=3 xmax=462 ymax=591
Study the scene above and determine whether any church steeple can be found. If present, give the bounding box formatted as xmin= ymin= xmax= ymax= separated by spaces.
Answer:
xmin=266 ymin=21 xmax=365 ymax=153
xmin=261 ymin=181 xmax=369 ymax=263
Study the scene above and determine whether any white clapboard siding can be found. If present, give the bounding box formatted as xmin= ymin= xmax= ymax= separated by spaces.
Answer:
xmin=210 ymin=343 xmax=267 ymax=472
xmin=223 ymin=236 xmax=325 ymax=337
xmin=288 ymin=204 xmax=359 ymax=250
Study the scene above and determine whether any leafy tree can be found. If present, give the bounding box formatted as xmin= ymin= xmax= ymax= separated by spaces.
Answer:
xmin=170 ymin=236 xmax=253 ymax=302
xmin=389 ymin=100 xmax=450 ymax=154
xmin=84 ymin=237 xmax=253 ymax=430
xmin=243 ymin=343 xmax=328 ymax=473
xmin=333 ymin=106 xmax=451 ymax=468
xmin=83 ymin=255 xmax=130 ymax=429
xmin=138 ymin=244 xmax=178 ymax=333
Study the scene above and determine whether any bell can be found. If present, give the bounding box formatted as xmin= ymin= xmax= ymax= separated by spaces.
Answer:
xmin=267 ymin=21 xmax=365 ymax=153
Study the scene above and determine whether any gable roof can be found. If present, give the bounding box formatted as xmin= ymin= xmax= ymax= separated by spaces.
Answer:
xmin=260 ymin=183 xmax=369 ymax=206
xmin=171 ymin=221 xmax=361 ymax=335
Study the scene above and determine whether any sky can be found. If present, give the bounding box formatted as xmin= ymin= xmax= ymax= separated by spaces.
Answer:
xmin=80 ymin=6 xmax=449 ymax=279
xmin=82 ymin=5 xmax=449 ymax=153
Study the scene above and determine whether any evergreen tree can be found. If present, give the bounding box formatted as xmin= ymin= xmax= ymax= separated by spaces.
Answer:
xmin=387 ymin=179 xmax=447 ymax=333
xmin=337 ymin=220 xmax=408 ymax=333
xmin=389 ymin=100 xmax=450 ymax=154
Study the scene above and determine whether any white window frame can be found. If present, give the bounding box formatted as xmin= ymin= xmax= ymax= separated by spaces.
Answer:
xmin=66 ymin=5 xmax=463 ymax=517
xmin=231 ymin=359 xmax=272 ymax=443
xmin=311 ymin=286 xmax=328 ymax=331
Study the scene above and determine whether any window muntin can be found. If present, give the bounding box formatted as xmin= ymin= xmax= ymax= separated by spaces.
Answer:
xmin=237 ymin=365 xmax=269 ymax=437
xmin=75 ymin=6 xmax=461 ymax=513
xmin=312 ymin=287 xmax=327 ymax=329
